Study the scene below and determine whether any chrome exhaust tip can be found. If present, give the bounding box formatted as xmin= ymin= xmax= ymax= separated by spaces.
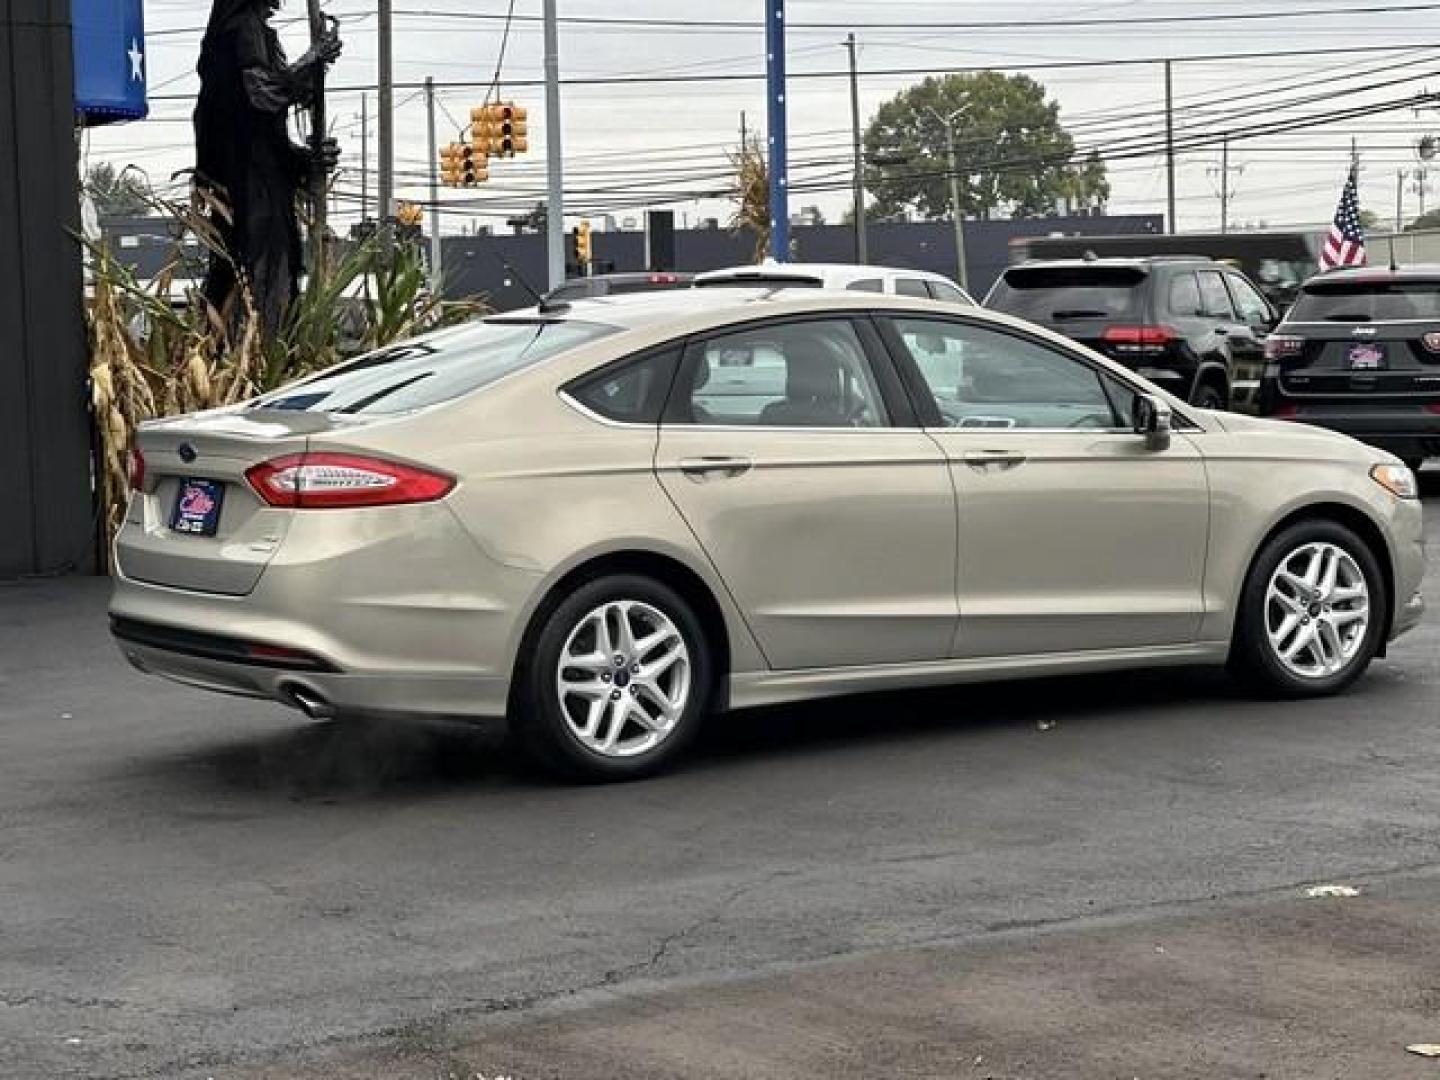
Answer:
xmin=283 ymin=684 xmax=337 ymax=721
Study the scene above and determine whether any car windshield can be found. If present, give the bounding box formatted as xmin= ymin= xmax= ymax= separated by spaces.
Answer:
xmin=1288 ymin=280 xmax=1440 ymax=322
xmin=987 ymin=266 xmax=1145 ymax=321
xmin=252 ymin=319 xmax=619 ymax=415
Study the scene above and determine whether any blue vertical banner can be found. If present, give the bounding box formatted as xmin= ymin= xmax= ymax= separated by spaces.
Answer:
xmin=765 ymin=0 xmax=788 ymax=262
xmin=73 ymin=0 xmax=149 ymax=126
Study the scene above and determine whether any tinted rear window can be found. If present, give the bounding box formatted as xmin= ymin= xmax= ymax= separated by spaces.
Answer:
xmin=255 ymin=320 xmax=619 ymax=415
xmin=987 ymin=266 xmax=1145 ymax=321
xmin=1288 ymin=280 xmax=1440 ymax=322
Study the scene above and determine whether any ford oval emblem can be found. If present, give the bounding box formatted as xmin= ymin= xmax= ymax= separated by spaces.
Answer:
xmin=178 ymin=443 xmax=198 ymax=464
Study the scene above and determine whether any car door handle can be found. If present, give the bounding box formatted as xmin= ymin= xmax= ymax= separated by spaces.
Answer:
xmin=962 ymin=449 xmax=1026 ymax=471
xmin=678 ymin=456 xmax=753 ymax=480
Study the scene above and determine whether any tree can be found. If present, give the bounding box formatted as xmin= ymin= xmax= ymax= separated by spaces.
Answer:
xmin=85 ymin=162 xmax=150 ymax=218
xmin=863 ymin=71 xmax=1104 ymax=222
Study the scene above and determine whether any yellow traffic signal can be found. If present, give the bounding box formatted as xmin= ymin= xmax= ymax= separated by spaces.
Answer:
xmin=461 ymin=144 xmax=488 ymax=186
xmin=574 ymin=220 xmax=593 ymax=268
xmin=471 ymin=105 xmax=502 ymax=157
xmin=440 ymin=142 xmax=465 ymax=187
xmin=499 ymin=103 xmax=529 ymax=157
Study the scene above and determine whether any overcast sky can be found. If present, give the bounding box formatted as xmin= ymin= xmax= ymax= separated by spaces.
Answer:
xmin=91 ymin=0 xmax=1440 ymax=236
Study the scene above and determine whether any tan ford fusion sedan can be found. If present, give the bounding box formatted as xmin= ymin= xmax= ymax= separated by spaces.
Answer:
xmin=111 ymin=289 xmax=1426 ymax=781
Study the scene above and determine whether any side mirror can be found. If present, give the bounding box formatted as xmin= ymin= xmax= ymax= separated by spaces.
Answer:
xmin=1134 ymin=393 xmax=1173 ymax=449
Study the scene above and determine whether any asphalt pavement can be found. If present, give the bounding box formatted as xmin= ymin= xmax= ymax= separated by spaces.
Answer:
xmin=2 ymin=477 xmax=1438 ymax=1079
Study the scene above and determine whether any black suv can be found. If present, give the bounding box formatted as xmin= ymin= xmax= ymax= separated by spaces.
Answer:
xmin=984 ymin=256 xmax=1278 ymax=411
xmin=1259 ymin=266 xmax=1440 ymax=471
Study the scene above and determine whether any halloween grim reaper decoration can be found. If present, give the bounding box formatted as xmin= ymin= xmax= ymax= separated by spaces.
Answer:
xmin=194 ymin=0 xmax=342 ymax=337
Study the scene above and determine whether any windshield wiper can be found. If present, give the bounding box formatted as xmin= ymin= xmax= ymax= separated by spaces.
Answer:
xmin=1049 ymin=308 xmax=1111 ymax=320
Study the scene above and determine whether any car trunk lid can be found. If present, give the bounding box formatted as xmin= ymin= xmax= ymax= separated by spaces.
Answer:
xmin=117 ymin=408 xmax=353 ymax=596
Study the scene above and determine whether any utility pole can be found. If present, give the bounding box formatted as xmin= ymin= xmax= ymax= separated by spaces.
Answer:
xmin=1164 ymin=60 xmax=1176 ymax=233
xmin=377 ymin=0 xmax=395 ymax=251
xmin=928 ymin=105 xmax=971 ymax=291
xmin=543 ymin=0 xmax=565 ymax=288
xmin=360 ymin=92 xmax=369 ymax=223
xmin=425 ymin=77 xmax=442 ymax=292
xmin=1208 ymin=135 xmax=1243 ymax=234
xmin=945 ymin=125 xmax=967 ymax=289
xmin=845 ymin=32 xmax=867 ymax=264
xmin=766 ymin=0 xmax=789 ymax=261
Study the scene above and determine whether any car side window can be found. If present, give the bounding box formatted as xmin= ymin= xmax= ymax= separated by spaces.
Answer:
xmin=846 ymin=278 xmax=884 ymax=293
xmin=1197 ymin=271 xmax=1237 ymax=319
xmin=1224 ymin=274 xmax=1273 ymax=327
xmin=927 ymin=281 xmax=970 ymax=304
xmin=895 ymin=278 xmax=931 ymax=298
xmin=1167 ymin=272 xmax=1202 ymax=317
xmin=889 ymin=318 xmax=1120 ymax=430
xmin=672 ymin=320 xmax=890 ymax=428
xmin=567 ymin=348 xmax=680 ymax=424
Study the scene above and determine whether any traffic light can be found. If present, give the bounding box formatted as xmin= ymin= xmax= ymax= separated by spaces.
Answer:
xmin=574 ymin=220 xmax=593 ymax=272
xmin=396 ymin=202 xmax=424 ymax=227
xmin=498 ymin=103 xmax=528 ymax=157
xmin=470 ymin=102 xmax=529 ymax=159
xmin=440 ymin=142 xmax=465 ymax=187
xmin=471 ymin=105 xmax=502 ymax=158
xmin=461 ymin=144 xmax=488 ymax=186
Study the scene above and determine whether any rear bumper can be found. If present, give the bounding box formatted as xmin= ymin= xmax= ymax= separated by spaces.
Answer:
xmin=113 ymin=632 xmax=511 ymax=722
xmin=1264 ymin=408 xmax=1440 ymax=460
xmin=109 ymin=502 xmax=542 ymax=722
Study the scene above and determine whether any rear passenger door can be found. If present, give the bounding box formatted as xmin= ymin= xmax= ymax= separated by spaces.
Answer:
xmin=1222 ymin=273 xmax=1276 ymax=413
xmin=653 ymin=316 xmax=959 ymax=670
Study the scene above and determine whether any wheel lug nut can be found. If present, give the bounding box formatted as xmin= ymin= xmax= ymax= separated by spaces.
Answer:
xmin=610 ymin=690 xmax=622 ymax=701
xmin=631 ymin=664 xmax=641 ymax=674
xmin=614 ymin=655 xmax=626 ymax=667
xmin=601 ymin=673 xmax=611 ymax=683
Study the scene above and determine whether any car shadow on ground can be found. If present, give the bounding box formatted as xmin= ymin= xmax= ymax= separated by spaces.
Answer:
xmin=132 ymin=665 xmax=1243 ymax=802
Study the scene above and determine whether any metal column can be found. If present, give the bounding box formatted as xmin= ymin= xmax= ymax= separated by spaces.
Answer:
xmin=766 ymin=0 xmax=789 ymax=261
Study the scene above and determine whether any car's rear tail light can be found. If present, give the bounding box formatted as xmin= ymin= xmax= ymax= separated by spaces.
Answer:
xmin=1422 ymin=332 xmax=1440 ymax=353
xmin=246 ymin=453 xmax=455 ymax=509
xmin=1273 ymin=403 xmax=1301 ymax=418
xmin=128 ymin=445 xmax=146 ymax=492
xmin=1265 ymin=335 xmax=1306 ymax=360
xmin=1101 ymin=324 xmax=1179 ymax=347
xmin=1425 ymin=401 xmax=1440 ymax=415
xmin=649 ymin=273 xmax=680 ymax=285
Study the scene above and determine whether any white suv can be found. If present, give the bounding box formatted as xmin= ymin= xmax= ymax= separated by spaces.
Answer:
xmin=694 ymin=262 xmax=976 ymax=305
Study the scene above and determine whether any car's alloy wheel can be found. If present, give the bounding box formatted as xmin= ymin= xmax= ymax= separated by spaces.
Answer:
xmin=1263 ymin=542 xmax=1370 ymax=680
xmin=555 ymin=600 xmax=692 ymax=758
xmin=1231 ymin=520 xmax=1386 ymax=697
xmin=516 ymin=574 xmax=711 ymax=780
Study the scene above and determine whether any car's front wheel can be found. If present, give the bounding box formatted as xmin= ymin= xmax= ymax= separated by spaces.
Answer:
xmin=1191 ymin=380 xmax=1228 ymax=411
xmin=1229 ymin=520 xmax=1387 ymax=697
xmin=514 ymin=575 xmax=711 ymax=781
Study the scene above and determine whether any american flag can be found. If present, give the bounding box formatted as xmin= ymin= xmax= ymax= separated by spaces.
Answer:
xmin=1319 ymin=168 xmax=1367 ymax=272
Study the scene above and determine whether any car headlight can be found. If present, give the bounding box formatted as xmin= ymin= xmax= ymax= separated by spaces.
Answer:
xmin=1371 ymin=463 xmax=1419 ymax=500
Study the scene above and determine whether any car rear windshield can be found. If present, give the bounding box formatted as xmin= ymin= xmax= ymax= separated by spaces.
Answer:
xmin=987 ymin=266 xmax=1145 ymax=321
xmin=253 ymin=319 xmax=619 ymax=415
xmin=1288 ymin=280 xmax=1440 ymax=322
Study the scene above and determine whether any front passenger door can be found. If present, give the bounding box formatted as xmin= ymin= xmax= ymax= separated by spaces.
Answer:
xmin=882 ymin=316 xmax=1210 ymax=659
xmin=654 ymin=317 xmax=958 ymax=670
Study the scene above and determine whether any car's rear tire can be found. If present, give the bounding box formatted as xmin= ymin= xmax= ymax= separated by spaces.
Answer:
xmin=1228 ymin=519 xmax=1387 ymax=698
xmin=513 ymin=574 xmax=711 ymax=782
xmin=1191 ymin=380 xmax=1228 ymax=411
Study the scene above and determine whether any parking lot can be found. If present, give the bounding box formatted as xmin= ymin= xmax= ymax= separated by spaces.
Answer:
xmin=3 ymin=477 xmax=1438 ymax=1079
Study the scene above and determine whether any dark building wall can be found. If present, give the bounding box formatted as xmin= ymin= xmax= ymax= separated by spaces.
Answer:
xmin=439 ymin=214 xmax=1163 ymax=311
xmin=0 ymin=0 xmax=94 ymax=578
